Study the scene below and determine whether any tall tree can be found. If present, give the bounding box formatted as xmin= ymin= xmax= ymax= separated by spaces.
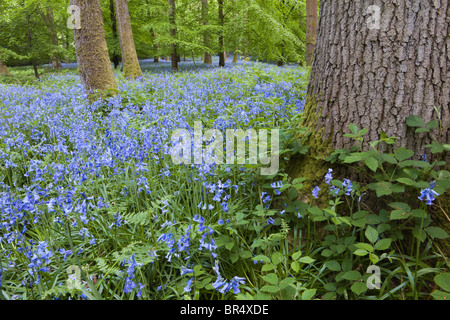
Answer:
xmin=109 ymin=0 xmax=121 ymax=69
xmin=290 ymin=0 xmax=449 ymax=182
xmin=202 ymin=0 xmax=212 ymax=64
xmin=39 ymin=7 xmax=62 ymax=69
xmin=218 ymin=0 xmax=225 ymax=67
xmin=115 ymin=0 xmax=143 ymax=78
xmin=70 ymin=0 xmax=118 ymax=98
xmin=168 ymin=0 xmax=178 ymax=71
xmin=305 ymin=0 xmax=318 ymax=66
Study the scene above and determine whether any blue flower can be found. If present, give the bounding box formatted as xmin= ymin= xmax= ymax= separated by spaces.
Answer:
xmin=184 ymin=278 xmax=193 ymax=293
xmin=325 ymin=169 xmax=333 ymax=185
xmin=312 ymin=186 xmax=320 ymax=199
xmin=419 ymin=182 xmax=439 ymax=206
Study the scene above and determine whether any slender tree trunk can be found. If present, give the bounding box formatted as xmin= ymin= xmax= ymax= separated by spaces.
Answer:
xmin=114 ymin=0 xmax=143 ymax=78
xmin=218 ymin=0 xmax=225 ymax=67
xmin=151 ymin=29 xmax=159 ymax=62
xmin=40 ymin=8 xmax=62 ymax=69
xmin=244 ymin=2 xmax=249 ymax=60
xmin=289 ymin=0 xmax=449 ymax=186
xmin=70 ymin=0 xmax=118 ymax=98
xmin=0 ymin=59 xmax=10 ymax=75
xmin=110 ymin=0 xmax=121 ymax=69
xmin=202 ymin=0 xmax=212 ymax=64
xmin=305 ymin=0 xmax=318 ymax=66
xmin=168 ymin=0 xmax=178 ymax=71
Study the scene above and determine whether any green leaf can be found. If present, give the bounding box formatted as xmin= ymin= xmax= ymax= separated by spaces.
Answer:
xmin=292 ymin=251 xmax=302 ymax=261
xmin=342 ymin=271 xmax=363 ymax=281
xmin=365 ymin=226 xmax=379 ymax=243
xmin=406 ymin=115 xmax=425 ymax=128
xmin=425 ymin=120 xmax=439 ymax=130
xmin=325 ymin=260 xmax=341 ymax=271
xmin=351 ymin=282 xmax=368 ymax=295
xmin=291 ymin=261 xmax=299 ymax=273
xmin=395 ymin=178 xmax=415 ymax=186
xmin=398 ymin=160 xmax=431 ymax=169
xmin=375 ymin=238 xmax=392 ymax=250
xmin=349 ymin=123 xmax=359 ymax=134
xmin=354 ymin=243 xmax=374 ymax=252
xmin=302 ymin=289 xmax=317 ymax=300
xmin=426 ymin=227 xmax=449 ymax=240
xmin=298 ymin=256 xmax=315 ymax=264
xmin=260 ymin=285 xmax=280 ymax=293
xmin=430 ymin=290 xmax=449 ymax=300
xmin=369 ymin=182 xmax=392 ymax=197
xmin=390 ymin=209 xmax=411 ymax=220
xmin=434 ymin=273 xmax=450 ymax=292
xmin=394 ymin=148 xmax=414 ymax=161
xmin=369 ymin=253 xmax=380 ymax=264
xmin=262 ymin=273 xmax=279 ymax=285
xmin=365 ymin=157 xmax=378 ymax=172
xmin=261 ymin=264 xmax=276 ymax=272
xmin=353 ymin=249 xmax=369 ymax=256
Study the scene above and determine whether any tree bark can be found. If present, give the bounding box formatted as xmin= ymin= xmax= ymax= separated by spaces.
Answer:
xmin=305 ymin=0 xmax=318 ymax=66
xmin=218 ymin=0 xmax=225 ymax=67
xmin=114 ymin=0 xmax=143 ymax=78
xmin=0 ymin=59 xmax=10 ymax=75
xmin=168 ymin=0 xmax=178 ymax=71
xmin=202 ymin=0 xmax=212 ymax=64
xmin=289 ymin=0 xmax=449 ymax=182
xmin=70 ymin=0 xmax=118 ymax=98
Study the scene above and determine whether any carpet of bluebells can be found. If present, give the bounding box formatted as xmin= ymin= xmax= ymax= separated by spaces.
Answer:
xmin=0 ymin=62 xmax=308 ymax=300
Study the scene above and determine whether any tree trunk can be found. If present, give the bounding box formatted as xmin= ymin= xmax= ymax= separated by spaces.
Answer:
xmin=0 ymin=59 xmax=10 ymax=75
xmin=305 ymin=0 xmax=318 ymax=66
xmin=40 ymin=8 xmax=62 ymax=70
xmin=218 ymin=0 xmax=225 ymax=67
xmin=168 ymin=0 xmax=178 ymax=71
xmin=289 ymin=0 xmax=449 ymax=185
xmin=110 ymin=0 xmax=121 ymax=69
xmin=114 ymin=0 xmax=143 ymax=78
xmin=70 ymin=0 xmax=118 ymax=98
xmin=202 ymin=0 xmax=212 ymax=64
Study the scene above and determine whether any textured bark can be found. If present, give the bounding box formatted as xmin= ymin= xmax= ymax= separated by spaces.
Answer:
xmin=115 ymin=0 xmax=143 ymax=78
xmin=305 ymin=0 xmax=318 ymax=66
xmin=110 ymin=0 xmax=121 ymax=69
xmin=218 ymin=0 xmax=225 ymax=67
xmin=168 ymin=0 xmax=178 ymax=71
xmin=70 ymin=0 xmax=118 ymax=97
xmin=202 ymin=0 xmax=212 ymax=64
xmin=0 ymin=59 xmax=10 ymax=75
xmin=304 ymin=0 xmax=449 ymax=156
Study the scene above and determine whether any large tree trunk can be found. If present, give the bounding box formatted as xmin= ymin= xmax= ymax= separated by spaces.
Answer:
xmin=218 ymin=0 xmax=225 ymax=67
xmin=70 ymin=0 xmax=118 ymax=98
xmin=289 ymin=0 xmax=449 ymax=186
xmin=202 ymin=0 xmax=212 ymax=64
xmin=305 ymin=0 xmax=318 ymax=66
xmin=114 ymin=0 xmax=143 ymax=78
xmin=110 ymin=0 xmax=121 ymax=69
xmin=0 ymin=59 xmax=10 ymax=75
xmin=168 ymin=0 xmax=178 ymax=71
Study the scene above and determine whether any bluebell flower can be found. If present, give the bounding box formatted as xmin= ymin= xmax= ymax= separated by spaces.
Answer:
xmin=184 ymin=278 xmax=193 ymax=293
xmin=325 ymin=169 xmax=333 ymax=185
xmin=312 ymin=186 xmax=320 ymax=199
xmin=419 ymin=181 xmax=439 ymax=205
